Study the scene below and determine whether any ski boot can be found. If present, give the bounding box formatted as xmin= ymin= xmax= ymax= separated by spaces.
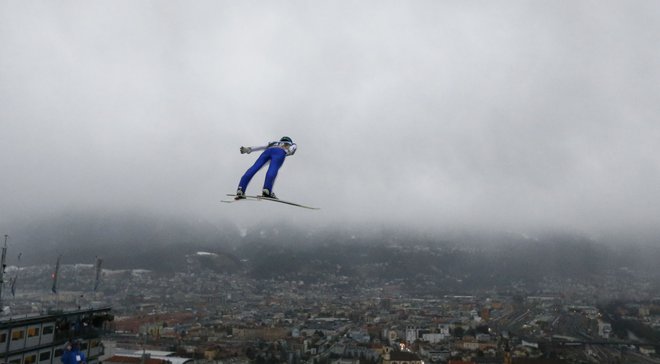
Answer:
xmin=235 ymin=187 xmax=246 ymax=200
xmin=262 ymin=189 xmax=277 ymax=199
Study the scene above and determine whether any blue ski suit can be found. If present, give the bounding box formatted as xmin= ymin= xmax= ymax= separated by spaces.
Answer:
xmin=238 ymin=141 xmax=297 ymax=194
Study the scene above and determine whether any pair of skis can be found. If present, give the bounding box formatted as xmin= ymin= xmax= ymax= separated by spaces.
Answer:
xmin=222 ymin=194 xmax=319 ymax=210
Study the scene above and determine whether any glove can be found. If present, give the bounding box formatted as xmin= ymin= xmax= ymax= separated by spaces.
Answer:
xmin=240 ymin=146 xmax=252 ymax=154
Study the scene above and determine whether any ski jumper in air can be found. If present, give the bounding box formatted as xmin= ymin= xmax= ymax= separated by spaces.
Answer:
xmin=236 ymin=136 xmax=297 ymax=200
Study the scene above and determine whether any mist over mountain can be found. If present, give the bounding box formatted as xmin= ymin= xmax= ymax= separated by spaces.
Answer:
xmin=5 ymin=210 xmax=660 ymax=291
xmin=6 ymin=210 xmax=240 ymax=271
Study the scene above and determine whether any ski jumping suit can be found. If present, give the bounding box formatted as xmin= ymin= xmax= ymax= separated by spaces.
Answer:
xmin=238 ymin=141 xmax=297 ymax=194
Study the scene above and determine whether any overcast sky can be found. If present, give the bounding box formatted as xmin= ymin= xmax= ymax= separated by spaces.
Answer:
xmin=1 ymin=1 xmax=659 ymax=236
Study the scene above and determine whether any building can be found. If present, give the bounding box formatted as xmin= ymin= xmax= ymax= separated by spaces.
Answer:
xmin=104 ymin=355 xmax=171 ymax=364
xmin=331 ymin=359 xmax=360 ymax=364
xmin=102 ymin=351 xmax=193 ymax=364
xmin=382 ymin=347 xmax=422 ymax=364
xmin=597 ymin=320 xmax=612 ymax=339
xmin=0 ymin=307 xmax=112 ymax=364
xmin=639 ymin=346 xmax=656 ymax=356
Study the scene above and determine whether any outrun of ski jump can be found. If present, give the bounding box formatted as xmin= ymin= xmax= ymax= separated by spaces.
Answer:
xmin=222 ymin=136 xmax=319 ymax=210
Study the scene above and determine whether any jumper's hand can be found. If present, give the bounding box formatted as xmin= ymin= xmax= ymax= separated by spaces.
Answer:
xmin=240 ymin=146 xmax=252 ymax=154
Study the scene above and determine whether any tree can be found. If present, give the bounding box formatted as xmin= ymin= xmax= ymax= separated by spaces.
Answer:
xmin=476 ymin=325 xmax=490 ymax=335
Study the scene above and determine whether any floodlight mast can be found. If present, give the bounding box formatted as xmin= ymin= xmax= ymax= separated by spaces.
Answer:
xmin=0 ymin=235 xmax=8 ymax=311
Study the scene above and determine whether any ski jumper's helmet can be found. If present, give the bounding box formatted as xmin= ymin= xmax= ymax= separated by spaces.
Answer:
xmin=280 ymin=136 xmax=293 ymax=144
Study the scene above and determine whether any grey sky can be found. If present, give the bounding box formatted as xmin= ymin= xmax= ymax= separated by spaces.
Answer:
xmin=1 ymin=1 xmax=659 ymax=235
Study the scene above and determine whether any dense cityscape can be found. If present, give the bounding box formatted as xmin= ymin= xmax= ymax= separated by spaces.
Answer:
xmin=5 ymin=235 xmax=660 ymax=364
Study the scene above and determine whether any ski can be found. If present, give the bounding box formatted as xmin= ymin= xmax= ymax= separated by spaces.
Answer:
xmin=222 ymin=194 xmax=319 ymax=210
